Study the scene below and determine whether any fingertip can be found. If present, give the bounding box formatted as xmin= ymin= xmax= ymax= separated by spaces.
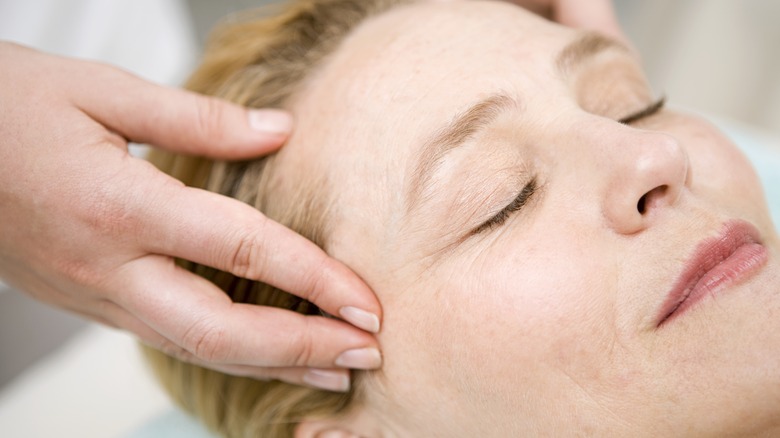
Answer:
xmin=328 ymin=263 xmax=384 ymax=333
xmin=339 ymin=306 xmax=381 ymax=334
xmin=302 ymin=368 xmax=351 ymax=392
xmin=334 ymin=347 xmax=382 ymax=370
xmin=210 ymin=107 xmax=292 ymax=159
xmin=248 ymin=109 xmax=293 ymax=135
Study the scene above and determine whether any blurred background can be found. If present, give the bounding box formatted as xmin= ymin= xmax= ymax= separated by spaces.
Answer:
xmin=0 ymin=0 xmax=778 ymax=436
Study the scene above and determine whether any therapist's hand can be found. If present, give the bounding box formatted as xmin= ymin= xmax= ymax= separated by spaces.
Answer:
xmin=0 ymin=42 xmax=381 ymax=392
xmin=508 ymin=0 xmax=625 ymax=40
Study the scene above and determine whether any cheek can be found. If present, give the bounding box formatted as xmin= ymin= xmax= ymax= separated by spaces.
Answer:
xmin=385 ymin=230 xmax=629 ymax=417
xmin=685 ymin=123 xmax=770 ymax=221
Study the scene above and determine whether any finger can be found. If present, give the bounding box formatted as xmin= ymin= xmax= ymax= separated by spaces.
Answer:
xmin=77 ymin=300 xmax=347 ymax=391
xmin=140 ymin=183 xmax=382 ymax=334
xmin=68 ymin=63 xmax=292 ymax=159
xmin=86 ymin=298 xmax=197 ymax=360
xmin=116 ymin=255 xmax=381 ymax=369
xmin=89 ymin=299 xmax=353 ymax=391
xmin=179 ymin=359 xmax=352 ymax=393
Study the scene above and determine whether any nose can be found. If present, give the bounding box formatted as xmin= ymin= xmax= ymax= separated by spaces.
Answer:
xmin=601 ymin=130 xmax=689 ymax=234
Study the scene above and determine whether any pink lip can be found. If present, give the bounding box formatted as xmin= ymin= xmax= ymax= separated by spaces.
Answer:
xmin=656 ymin=220 xmax=769 ymax=327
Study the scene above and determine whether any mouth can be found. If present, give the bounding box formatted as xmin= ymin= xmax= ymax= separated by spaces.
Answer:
xmin=656 ymin=220 xmax=769 ymax=327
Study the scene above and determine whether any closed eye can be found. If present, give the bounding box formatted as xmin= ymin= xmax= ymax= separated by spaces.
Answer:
xmin=467 ymin=97 xmax=663 ymax=237
xmin=618 ymin=96 xmax=666 ymax=125
xmin=471 ymin=177 xmax=537 ymax=235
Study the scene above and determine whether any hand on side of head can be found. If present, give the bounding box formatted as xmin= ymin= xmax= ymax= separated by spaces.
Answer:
xmin=0 ymin=42 xmax=381 ymax=392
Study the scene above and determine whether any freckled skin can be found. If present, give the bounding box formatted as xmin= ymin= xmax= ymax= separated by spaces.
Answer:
xmin=279 ymin=1 xmax=780 ymax=436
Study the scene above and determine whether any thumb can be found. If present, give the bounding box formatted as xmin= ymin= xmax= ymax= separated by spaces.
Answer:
xmin=74 ymin=64 xmax=292 ymax=159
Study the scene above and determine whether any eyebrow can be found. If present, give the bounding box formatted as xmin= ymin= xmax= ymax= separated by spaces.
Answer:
xmin=406 ymin=93 xmax=516 ymax=211
xmin=405 ymin=32 xmax=629 ymax=213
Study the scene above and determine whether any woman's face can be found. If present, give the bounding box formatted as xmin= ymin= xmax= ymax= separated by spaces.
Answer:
xmin=278 ymin=1 xmax=780 ymax=436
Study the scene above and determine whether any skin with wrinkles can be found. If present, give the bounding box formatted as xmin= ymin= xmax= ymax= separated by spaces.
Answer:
xmin=278 ymin=1 xmax=780 ymax=436
xmin=0 ymin=0 xmax=617 ymax=393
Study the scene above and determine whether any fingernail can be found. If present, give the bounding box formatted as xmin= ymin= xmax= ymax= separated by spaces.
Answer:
xmin=335 ymin=348 xmax=382 ymax=369
xmin=248 ymin=109 xmax=293 ymax=134
xmin=303 ymin=368 xmax=350 ymax=392
xmin=339 ymin=306 xmax=381 ymax=333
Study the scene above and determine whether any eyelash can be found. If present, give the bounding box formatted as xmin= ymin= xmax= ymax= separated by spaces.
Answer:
xmin=472 ymin=177 xmax=537 ymax=235
xmin=618 ymin=96 xmax=666 ymax=125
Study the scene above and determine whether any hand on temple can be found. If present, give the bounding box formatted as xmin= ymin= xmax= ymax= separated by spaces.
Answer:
xmin=507 ymin=0 xmax=625 ymax=40
xmin=0 ymin=42 xmax=381 ymax=392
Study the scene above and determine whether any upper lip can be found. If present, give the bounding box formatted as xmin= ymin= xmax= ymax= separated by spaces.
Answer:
xmin=655 ymin=220 xmax=764 ymax=326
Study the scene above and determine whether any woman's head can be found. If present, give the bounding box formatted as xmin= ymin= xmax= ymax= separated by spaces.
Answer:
xmin=147 ymin=0 xmax=780 ymax=436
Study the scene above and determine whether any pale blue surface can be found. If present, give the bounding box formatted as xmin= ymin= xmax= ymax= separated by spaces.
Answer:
xmin=125 ymin=121 xmax=780 ymax=438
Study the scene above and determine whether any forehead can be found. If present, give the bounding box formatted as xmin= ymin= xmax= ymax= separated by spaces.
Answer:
xmin=288 ymin=1 xmax=571 ymax=162
xmin=280 ymin=1 xmax=574 ymax=247
xmin=318 ymin=1 xmax=568 ymax=122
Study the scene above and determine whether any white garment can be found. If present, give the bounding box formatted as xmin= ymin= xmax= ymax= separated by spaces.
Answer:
xmin=0 ymin=0 xmax=198 ymax=85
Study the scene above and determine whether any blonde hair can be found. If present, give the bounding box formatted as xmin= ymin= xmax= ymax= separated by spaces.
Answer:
xmin=143 ymin=0 xmax=409 ymax=436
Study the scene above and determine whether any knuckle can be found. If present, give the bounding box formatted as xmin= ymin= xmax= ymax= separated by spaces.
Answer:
xmin=194 ymin=95 xmax=229 ymax=146
xmin=302 ymin=257 xmax=333 ymax=304
xmin=182 ymin=318 xmax=233 ymax=363
xmin=288 ymin=320 xmax=316 ymax=367
xmin=83 ymin=194 xmax=132 ymax=239
xmin=229 ymin=232 xmax=256 ymax=279
xmin=53 ymin=257 xmax=101 ymax=287
xmin=79 ymin=167 xmax=143 ymax=241
xmin=155 ymin=338 xmax=194 ymax=362
xmin=228 ymin=225 xmax=268 ymax=280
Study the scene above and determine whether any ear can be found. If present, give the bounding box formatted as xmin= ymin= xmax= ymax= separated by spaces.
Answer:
xmin=294 ymin=408 xmax=380 ymax=438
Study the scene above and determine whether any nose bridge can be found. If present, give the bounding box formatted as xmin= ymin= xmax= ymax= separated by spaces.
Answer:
xmin=599 ymin=127 xmax=690 ymax=234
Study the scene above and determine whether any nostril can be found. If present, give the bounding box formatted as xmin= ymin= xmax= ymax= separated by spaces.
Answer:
xmin=637 ymin=194 xmax=647 ymax=214
xmin=637 ymin=185 xmax=668 ymax=215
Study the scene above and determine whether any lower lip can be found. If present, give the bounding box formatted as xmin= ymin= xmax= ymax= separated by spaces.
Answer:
xmin=659 ymin=241 xmax=769 ymax=326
